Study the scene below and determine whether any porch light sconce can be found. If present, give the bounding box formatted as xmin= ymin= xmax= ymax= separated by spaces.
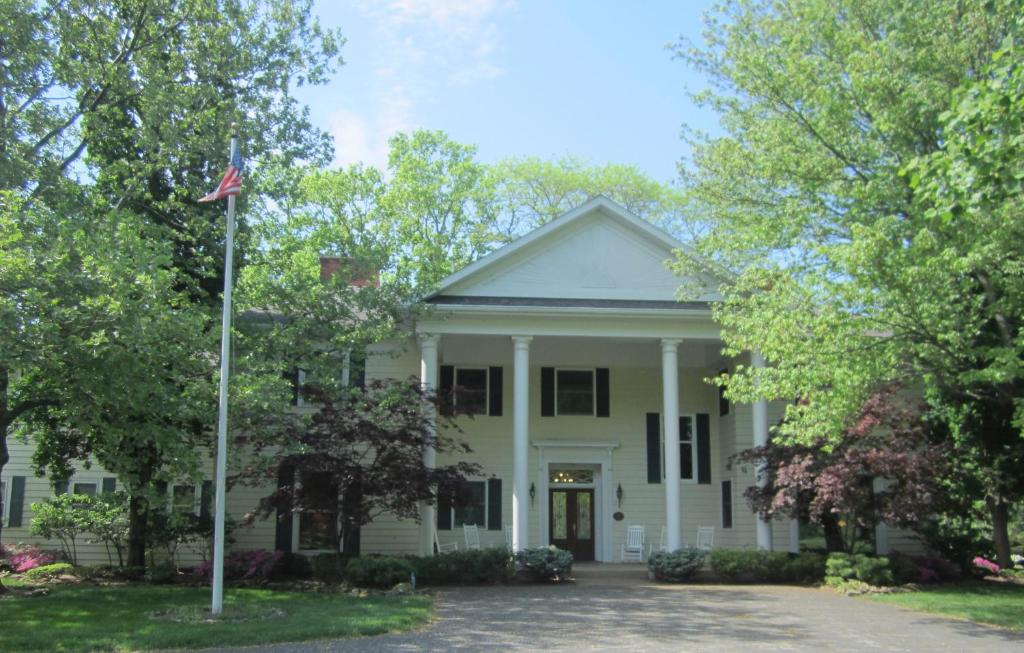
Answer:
xmin=529 ymin=482 xmax=536 ymax=505
xmin=616 ymin=483 xmax=623 ymax=507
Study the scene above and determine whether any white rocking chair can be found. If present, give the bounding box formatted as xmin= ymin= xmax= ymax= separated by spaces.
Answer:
xmin=696 ymin=526 xmax=715 ymax=551
xmin=649 ymin=525 xmax=667 ymax=558
xmin=621 ymin=525 xmax=645 ymax=563
xmin=463 ymin=524 xmax=482 ymax=550
xmin=434 ymin=529 xmax=458 ymax=555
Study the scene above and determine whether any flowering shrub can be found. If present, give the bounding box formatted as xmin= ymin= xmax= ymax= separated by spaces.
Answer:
xmin=972 ymin=556 xmax=1000 ymax=575
xmin=194 ymin=549 xmax=284 ymax=582
xmin=1 ymin=543 xmax=60 ymax=573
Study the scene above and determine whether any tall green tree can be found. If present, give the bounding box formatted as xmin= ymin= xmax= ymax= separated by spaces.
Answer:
xmin=490 ymin=156 xmax=700 ymax=240
xmin=673 ymin=0 xmax=1021 ymax=564
xmin=1 ymin=0 xmax=342 ymax=568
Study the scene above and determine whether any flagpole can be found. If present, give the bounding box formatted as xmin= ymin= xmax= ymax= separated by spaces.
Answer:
xmin=211 ymin=123 xmax=239 ymax=616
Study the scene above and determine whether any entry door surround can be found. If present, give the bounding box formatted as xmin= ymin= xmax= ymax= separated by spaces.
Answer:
xmin=533 ymin=440 xmax=618 ymax=563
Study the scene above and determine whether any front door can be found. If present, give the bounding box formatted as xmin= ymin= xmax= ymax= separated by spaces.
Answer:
xmin=549 ymin=488 xmax=595 ymax=562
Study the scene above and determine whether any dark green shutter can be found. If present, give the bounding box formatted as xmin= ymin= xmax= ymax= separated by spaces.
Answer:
xmin=8 ymin=476 xmax=25 ymax=527
xmin=595 ymin=368 xmax=610 ymax=417
xmin=154 ymin=480 xmax=168 ymax=497
xmin=200 ymin=480 xmax=213 ymax=520
xmin=102 ymin=477 xmax=117 ymax=494
xmin=697 ymin=413 xmax=711 ymax=484
xmin=275 ymin=464 xmax=294 ymax=552
xmin=439 ymin=365 xmax=455 ymax=417
xmin=283 ymin=368 xmax=299 ymax=406
xmin=721 ymin=480 xmax=733 ymax=528
xmin=54 ymin=479 xmax=69 ymax=495
xmin=437 ymin=489 xmax=452 ymax=530
xmin=488 ymin=367 xmax=503 ymax=416
xmin=540 ymin=367 xmax=555 ymax=416
xmin=718 ymin=369 xmax=730 ymax=416
xmin=487 ymin=478 xmax=502 ymax=530
xmin=343 ymin=526 xmax=361 ymax=556
xmin=646 ymin=413 xmax=662 ymax=484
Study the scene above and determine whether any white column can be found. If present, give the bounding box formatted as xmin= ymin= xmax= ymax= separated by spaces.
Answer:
xmin=661 ymin=339 xmax=682 ymax=551
xmin=511 ymin=336 xmax=532 ymax=552
xmin=751 ymin=351 xmax=772 ymax=551
xmin=419 ymin=334 xmax=439 ymax=556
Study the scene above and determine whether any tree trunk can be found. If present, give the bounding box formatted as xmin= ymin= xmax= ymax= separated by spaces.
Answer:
xmin=989 ymin=495 xmax=1013 ymax=569
xmin=126 ymin=459 xmax=155 ymax=568
xmin=127 ymin=492 xmax=147 ymax=567
xmin=821 ymin=513 xmax=845 ymax=553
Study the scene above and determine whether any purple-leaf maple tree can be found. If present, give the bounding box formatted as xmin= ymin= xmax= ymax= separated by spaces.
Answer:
xmin=237 ymin=378 xmax=482 ymax=551
xmin=732 ymin=388 xmax=953 ymax=553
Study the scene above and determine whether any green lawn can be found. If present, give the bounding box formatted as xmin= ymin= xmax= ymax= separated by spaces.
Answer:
xmin=867 ymin=582 xmax=1024 ymax=631
xmin=0 ymin=581 xmax=433 ymax=652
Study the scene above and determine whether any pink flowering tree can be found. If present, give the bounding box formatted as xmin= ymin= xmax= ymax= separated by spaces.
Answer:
xmin=732 ymin=388 xmax=954 ymax=553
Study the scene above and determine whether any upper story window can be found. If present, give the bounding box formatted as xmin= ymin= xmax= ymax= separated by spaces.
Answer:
xmin=556 ymin=369 xmax=594 ymax=416
xmin=454 ymin=367 xmax=488 ymax=415
xmin=72 ymin=482 xmax=97 ymax=496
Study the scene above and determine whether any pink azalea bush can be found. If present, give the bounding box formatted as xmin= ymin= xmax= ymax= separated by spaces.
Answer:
xmin=972 ymin=556 xmax=1000 ymax=575
xmin=1 ymin=543 xmax=60 ymax=573
xmin=194 ymin=549 xmax=284 ymax=582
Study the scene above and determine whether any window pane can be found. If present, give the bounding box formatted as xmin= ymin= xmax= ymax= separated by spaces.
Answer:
xmin=455 ymin=368 xmax=487 ymax=414
xmin=680 ymin=416 xmax=694 ymax=480
xmin=454 ymin=481 xmax=486 ymax=527
xmin=552 ymin=491 xmax=567 ymax=539
xmin=73 ymin=483 xmax=97 ymax=496
xmin=550 ymin=469 xmax=594 ymax=484
xmin=299 ymin=511 xmax=338 ymax=550
xmin=173 ymin=485 xmax=195 ymax=513
xmin=557 ymin=370 xmax=593 ymax=415
xmin=577 ymin=492 xmax=592 ymax=540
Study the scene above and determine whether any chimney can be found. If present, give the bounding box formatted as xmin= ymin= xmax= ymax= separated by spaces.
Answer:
xmin=319 ymin=256 xmax=380 ymax=288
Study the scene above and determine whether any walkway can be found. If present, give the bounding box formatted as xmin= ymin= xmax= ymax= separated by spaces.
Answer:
xmin=205 ymin=564 xmax=1024 ymax=652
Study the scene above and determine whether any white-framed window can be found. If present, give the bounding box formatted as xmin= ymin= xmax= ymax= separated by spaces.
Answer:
xmin=439 ymin=479 xmax=489 ymax=529
xmin=171 ymin=484 xmax=200 ymax=515
xmin=62 ymin=476 xmax=102 ymax=497
xmin=292 ymin=471 xmax=339 ymax=552
xmin=454 ymin=367 xmax=488 ymax=415
xmin=555 ymin=368 xmax=595 ymax=416
xmin=659 ymin=414 xmax=699 ymax=482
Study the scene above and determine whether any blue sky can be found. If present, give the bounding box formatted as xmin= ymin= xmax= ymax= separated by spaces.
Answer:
xmin=295 ymin=1 xmax=719 ymax=184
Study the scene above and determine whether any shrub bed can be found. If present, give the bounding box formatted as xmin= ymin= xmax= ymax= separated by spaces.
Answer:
xmin=709 ymin=550 xmax=825 ymax=584
xmin=24 ymin=562 xmax=74 ymax=580
xmin=309 ymin=553 xmax=347 ymax=584
xmin=1 ymin=543 xmax=60 ymax=573
xmin=344 ymin=555 xmax=415 ymax=589
xmin=514 ymin=546 xmax=573 ymax=581
xmin=410 ymin=548 xmax=513 ymax=585
xmin=193 ymin=549 xmax=284 ymax=582
xmin=825 ymin=552 xmax=894 ymax=587
xmin=648 ymin=548 xmax=707 ymax=582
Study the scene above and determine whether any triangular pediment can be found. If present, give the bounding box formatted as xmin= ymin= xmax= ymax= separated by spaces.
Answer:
xmin=433 ymin=198 xmax=721 ymax=303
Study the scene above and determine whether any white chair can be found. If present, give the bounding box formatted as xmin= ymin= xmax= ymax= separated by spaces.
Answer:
xmin=463 ymin=524 xmax=482 ymax=550
xmin=649 ymin=525 xmax=667 ymax=558
xmin=503 ymin=523 xmax=513 ymax=550
xmin=621 ymin=525 xmax=645 ymax=562
xmin=434 ymin=529 xmax=458 ymax=554
xmin=697 ymin=526 xmax=714 ymax=551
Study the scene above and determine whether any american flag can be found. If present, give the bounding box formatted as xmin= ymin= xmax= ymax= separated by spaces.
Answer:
xmin=198 ymin=146 xmax=244 ymax=202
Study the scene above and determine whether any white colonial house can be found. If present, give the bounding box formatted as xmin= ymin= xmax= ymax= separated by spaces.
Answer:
xmin=2 ymin=197 xmax=915 ymax=564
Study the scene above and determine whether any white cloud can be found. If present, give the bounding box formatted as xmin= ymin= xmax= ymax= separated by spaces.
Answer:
xmin=328 ymin=0 xmax=515 ymax=168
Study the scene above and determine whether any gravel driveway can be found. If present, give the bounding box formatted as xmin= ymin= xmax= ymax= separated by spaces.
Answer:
xmin=202 ymin=564 xmax=1024 ymax=653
